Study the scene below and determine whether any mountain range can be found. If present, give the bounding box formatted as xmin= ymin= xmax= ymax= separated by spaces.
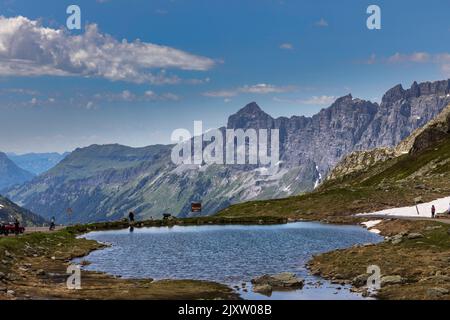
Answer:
xmin=218 ymin=99 xmax=450 ymax=220
xmin=5 ymin=79 xmax=450 ymax=223
xmin=7 ymin=152 xmax=69 ymax=175
xmin=0 ymin=152 xmax=34 ymax=191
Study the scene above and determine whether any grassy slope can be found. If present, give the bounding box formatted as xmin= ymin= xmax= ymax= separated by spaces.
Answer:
xmin=217 ymin=135 xmax=450 ymax=220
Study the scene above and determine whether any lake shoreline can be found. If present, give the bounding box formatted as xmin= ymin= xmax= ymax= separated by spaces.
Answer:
xmin=5 ymin=217 xmax=445 ymax=300
xmin=0 ymin=227 xmax=239 ymax=300
xmin=75 ymin=220 xmax=381 ymax=300
xmin=307 ymin=219 xmax=450 ymax=300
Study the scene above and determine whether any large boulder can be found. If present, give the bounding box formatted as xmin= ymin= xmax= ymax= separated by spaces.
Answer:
xmin=251 ymin=272 xmax=304 ymax=291
xmin=381 ymin=275 xmax=405 ymax=286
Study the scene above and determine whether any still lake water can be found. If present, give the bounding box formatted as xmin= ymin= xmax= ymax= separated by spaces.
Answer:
xmin=78 ymin=222 xmax=382 ymax=300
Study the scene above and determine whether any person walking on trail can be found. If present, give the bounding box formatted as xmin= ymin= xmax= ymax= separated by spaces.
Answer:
xmin=49 ymin=216 xmax=56 ymax=231
xmin=431 ymin=205 xmax=436 ymax=219
xmin=128 ymin=211 xmax=135 ymax=223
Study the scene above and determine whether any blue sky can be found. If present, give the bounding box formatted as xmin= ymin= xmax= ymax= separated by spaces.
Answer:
xmin=1 ymin=0 xmax=450 ymax=153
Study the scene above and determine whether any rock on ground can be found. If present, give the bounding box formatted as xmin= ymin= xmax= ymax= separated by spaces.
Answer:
xmin=381 ymin=275 xmax=405 ymax=286
xmin=251 ymin=272 xmax=304 ymax=293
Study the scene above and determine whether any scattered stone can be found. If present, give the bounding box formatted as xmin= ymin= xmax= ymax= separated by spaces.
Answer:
xmin=391 ymin=234 xmax=404 ymax=244
xmin=252 ymin=284 xmax=272 ymax=295
xmin=6 ymin=290 xmax=15 ymax=296
xmin=4 ymin=250 xmax=13 ymax=258
xmin=0 ymin=272 xmax=5 ymax=280
xmin=427 ymin=287 xmax=449 ymax=298
xmin=0 ymin=287 xmax=6 ymax=293
xmin=425 ymin=226 xmax=442 ymax=231
xmin=352 ymin=274 xmax=369 ymax=288
xmin=36 ymin=269 xmax=46 ymax=276
xmin=407 ymin=233 xmax=424 ymax=240
xmin=381 ymin=275 xmax=405 ymax=286
xmin=251 ymin=272 xmax=304 ymax=290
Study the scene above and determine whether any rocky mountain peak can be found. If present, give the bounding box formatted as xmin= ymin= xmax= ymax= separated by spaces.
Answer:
xmin=239 ymin=102 xmax=263 ymax=114
xmin=382 ymin=84 xmax=405 ymax=104
xmin=333 ymin=94 xmax=353 ymax=105
xmin=227 ymin=102 xmax=274 ymax=129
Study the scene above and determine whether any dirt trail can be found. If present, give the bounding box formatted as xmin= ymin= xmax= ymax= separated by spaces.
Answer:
xmin=24 ymin=226 xmax=64 ymax=233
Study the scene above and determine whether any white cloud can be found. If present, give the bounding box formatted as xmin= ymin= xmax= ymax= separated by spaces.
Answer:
xmin=280 ymin=43 xmax=294 ymax=50
xmin=315 ymin=18 xmax=328 ymax=27
xmin=387 ymin=52 xmax=430 ymax=63
xmin=95 ymin=89 xmax=179 ymax=103
xmin=369 ymin=51 xmax=450 ymax=76
xmin=0 ymin=16 xmax=216 ymax=84
xmin=274 ymin=95 xmax=336 ymax=106
xmin=204 ymin=83 xmax=295 ymax=98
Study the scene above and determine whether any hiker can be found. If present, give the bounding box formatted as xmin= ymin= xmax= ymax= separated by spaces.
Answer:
xmin=128 ymin=211 xmax=135 ymax=223
xmin=49 ymin=216 xmax=56 ymax=231
xmin=431 ymin=205 xmax=436 ymax=218
xmin=14 ymin=219 xmax=20 ymax=236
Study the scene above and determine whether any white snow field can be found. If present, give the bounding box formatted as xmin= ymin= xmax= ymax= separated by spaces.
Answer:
xmin=357 ymin=196 xmax=450 ymax=218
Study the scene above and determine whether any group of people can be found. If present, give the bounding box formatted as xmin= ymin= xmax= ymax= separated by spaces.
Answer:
xmin=430 ymin=203 xmax=450 ymax=218
xmin=0 ymin=218 xmax=22 ymax=236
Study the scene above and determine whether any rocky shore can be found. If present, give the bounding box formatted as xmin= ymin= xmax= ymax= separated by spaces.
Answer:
xmin=307 ymin=219 xmax=450 ymax=300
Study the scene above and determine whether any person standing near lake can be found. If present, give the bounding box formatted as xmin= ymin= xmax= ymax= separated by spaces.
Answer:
xmin=431 ymin=205 xmax=436 ymax=218
xmin=128 ymin=211 xmax=135 ymax=223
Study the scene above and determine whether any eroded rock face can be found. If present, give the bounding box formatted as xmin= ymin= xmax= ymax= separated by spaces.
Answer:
xmin=327 ymin=100 xmax=450 ymax=183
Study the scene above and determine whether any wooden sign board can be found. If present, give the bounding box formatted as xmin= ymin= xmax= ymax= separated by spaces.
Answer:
xmin=191 ymin=203 xmax=202 ymax=213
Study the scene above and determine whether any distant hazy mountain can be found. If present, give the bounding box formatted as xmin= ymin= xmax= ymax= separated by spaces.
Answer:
xmin=7 ymin=152 xmax=69 ymax=175
xmin=0 ymin=194 xmax=46 ymax=226
xmin=0 ymin=152 xmax=34 ymax=191
xmin=7 ymin=80 xmax=450 ymax=223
